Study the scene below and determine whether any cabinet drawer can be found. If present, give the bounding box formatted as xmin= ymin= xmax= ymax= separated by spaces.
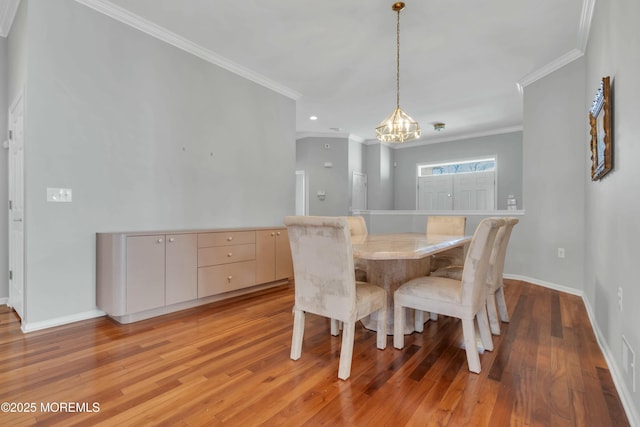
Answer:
xmin=198 ymin=261 xmax=256 ymax=297
xmin=198 ymin=244 xmax=255 ymax=267
xmin=198 ymin=231 xmax=255 ymax=248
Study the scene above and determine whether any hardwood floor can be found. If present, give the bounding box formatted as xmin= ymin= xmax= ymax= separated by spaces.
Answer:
xmin=0 ymin=280 xmax=630 ymax=426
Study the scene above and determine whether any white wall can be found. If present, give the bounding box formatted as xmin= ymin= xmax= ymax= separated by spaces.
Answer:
xmin=13 ymin=0 xmax=295 ymax=328
xmin=365 ymin=143 xmax=394 ymax=210
xmin=585 ymin=0 xmax=640 ymax=418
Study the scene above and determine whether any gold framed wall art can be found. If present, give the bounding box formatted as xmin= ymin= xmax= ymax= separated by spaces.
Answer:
xmin=589 ymin=76 xmax=612 ymax=181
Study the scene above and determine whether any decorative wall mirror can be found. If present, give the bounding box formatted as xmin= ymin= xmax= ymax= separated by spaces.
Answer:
xmin=589 ymin=76 xmax=612 ymax=181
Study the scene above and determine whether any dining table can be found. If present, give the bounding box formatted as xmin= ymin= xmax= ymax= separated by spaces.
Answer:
xmin=351 ymin=232 xmax=472 ymax=334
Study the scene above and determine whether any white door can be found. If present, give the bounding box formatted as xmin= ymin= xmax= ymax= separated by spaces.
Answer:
xmin=352 ymin=172 xmax=367 ymax=210
xmin=295 ymin=170 xmax=307 ymax=216
xmin=8 ymin=92 xmax=25 ymax=320
xmin=417 ymin=175 xmax=453 ymax=210
xmin=453 ymin=171 xmax=495 ymax=210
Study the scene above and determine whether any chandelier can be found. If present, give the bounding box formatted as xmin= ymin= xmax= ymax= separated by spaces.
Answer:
xmin=375 ymin=2 xmax=421 ymax=143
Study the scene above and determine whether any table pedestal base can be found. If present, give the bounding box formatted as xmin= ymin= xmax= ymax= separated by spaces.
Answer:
xmin=360 ymin=257 xmax=431 ymax=335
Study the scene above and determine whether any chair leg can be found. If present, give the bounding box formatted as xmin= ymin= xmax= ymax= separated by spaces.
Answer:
xmin=330 ymin=319 xmax=340 ymax=336
xmin=496 ymin=286 xmax=510 ymax=322
xmin=430 ymin=312 xmax=438 ymax=321
xmin=291 ymin=309 xmax=305 ymax=360
xmin=477 ymin=306 xmax=494 ymax=352
xmin=461 ymin=318 xmax=481 ymax=373
xmin=414 ymin=310 xmax=424 ymax=332
xmin=377 ymin=306 xmax=387 ymax=350
xmin=393 ymin=302 xmax=405 ymax=349
xmin=486 ymin=293 xmax=501 ymax=335
xmin=338 ymin=321 xmax=356 ymax=380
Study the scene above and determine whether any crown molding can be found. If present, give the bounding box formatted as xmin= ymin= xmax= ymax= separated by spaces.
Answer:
xmin=516 ymin=0 xmax=595 ymax=92
xmin=296 ymin=132 xmax=364 ymax=144
xmin=0 ymin=0 xmax=20 ymax=37
xmin=364 ymin=125 xmax=523 ymax=149
xmin=517 ymin=48 xmax=584 ymax=92
xmin=74 ymin=0 xmax=301 ymax=100
xmin=578 ymin=0 xmax=596 ymax=51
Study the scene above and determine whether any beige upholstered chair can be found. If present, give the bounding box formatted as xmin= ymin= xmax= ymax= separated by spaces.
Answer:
xmin=427 ymin=216 xmax=467 ymax=271
xmin=432 ymin=217 xmax=519 ymax=335
xmin=285 ymin=216 xmax=387 ymax=380
xmin=393 ymin=217 xmax=505 ymax=373
xmin=346 ymin=216 xmax=369 ymax=282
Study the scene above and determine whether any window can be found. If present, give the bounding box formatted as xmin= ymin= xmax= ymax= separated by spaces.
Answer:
xmin=417 ymin=157 xmax=496 ymax=211
xmin=418 ymin=158 xmax=496 ymax=177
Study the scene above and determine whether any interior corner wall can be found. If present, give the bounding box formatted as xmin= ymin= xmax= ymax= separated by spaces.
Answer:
xmin=584 ymin=0 xmax=640 ymax=417
xmin=21 ymin=0 xmax=296 ymax=326
xmin=296 ymin=136 xmax=349 ymax=216
xmin=365 ymin=143 xmax=394 ymax=210
xmin=515 ymin=58 xmax=586 ymax=290
xmin=348 ymin=139 xmax=366 ymax=209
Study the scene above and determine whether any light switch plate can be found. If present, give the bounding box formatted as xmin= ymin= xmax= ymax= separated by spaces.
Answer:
xmin=47 ymin=188 xmax=73 ymax=202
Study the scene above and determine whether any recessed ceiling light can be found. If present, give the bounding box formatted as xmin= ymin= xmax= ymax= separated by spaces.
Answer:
xmin=309 ymin=115 xmax=318 ymax=120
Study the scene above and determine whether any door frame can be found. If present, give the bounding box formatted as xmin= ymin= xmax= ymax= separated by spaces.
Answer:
xmin=7 ymin=88 xmax=26 ymax=323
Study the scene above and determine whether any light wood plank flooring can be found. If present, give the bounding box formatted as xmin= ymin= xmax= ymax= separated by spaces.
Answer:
xmin=0 ymin=280 xmax=630 ymax=426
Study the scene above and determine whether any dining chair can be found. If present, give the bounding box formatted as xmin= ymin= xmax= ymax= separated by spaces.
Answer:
xmin=427 ymin=215 xmax=467 ymax=271
xmin=393 ymin=217 xmax=504 ymax=373
xmin=346 ymin=216 xmax=369 ymax=282
xmin=285 ymin=216 xmax=387 ymax=380
xmin=432 ymin=217 xmax=519 ymax=335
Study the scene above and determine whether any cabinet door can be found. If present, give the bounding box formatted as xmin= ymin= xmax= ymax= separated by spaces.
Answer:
xmin=275 ymin=230 xmax=293 ymax=280
xmin=166 ymin=234 xmax=197 ymax=305
xmin=255 ymin=230 xmax=276 ymax=284
xmin=126 ymin=235 xmax=165 ymax=313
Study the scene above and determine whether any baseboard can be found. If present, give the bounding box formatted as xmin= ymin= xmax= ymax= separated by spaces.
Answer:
xmin=0 ymin=297 xmax=8 ymax=306
xmin=21 ymin=309 xmax=106 ymax=333
xmin=504 ymin=274 xmax=640 ymax=426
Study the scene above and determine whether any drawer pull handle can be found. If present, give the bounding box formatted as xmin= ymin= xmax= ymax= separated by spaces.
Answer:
xmin=227 ymin=253 xmax=233 ymax=257
xmin=227 ymin=236 xmax=233 ymax=241
xmin=157 ymin=238 xmax=163 ymax=244
xmin=271 ymin=232 xmax=275 ymax=236
xmin=227 ymin=275 xmax=233 ymax=281
xmin=276 ymin=231 xmax=281 ymax=236
xmin=168 ymin=237 xmax=175 ymax=243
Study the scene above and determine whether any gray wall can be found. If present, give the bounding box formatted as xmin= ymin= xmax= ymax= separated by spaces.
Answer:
xmin=347 ymin=139 xmax=366 ymax=209
xmin=365 ymin=143 xmax=394 ymax=210
xmin=15 ymin=0 xmax=295 ymax=326
xmin=392 ymin=132 xmax=523 ymax=210
xmin=513 ymin=59 xmax=586 ymax=291
xmin=296 ymin=136 xmax=349 ymax=216
xmin=585 ymin=0 xmax=640 ymax=414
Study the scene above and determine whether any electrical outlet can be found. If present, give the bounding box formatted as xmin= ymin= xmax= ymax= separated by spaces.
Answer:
xmin=557 ymin=248 xmax=565 ymax=258
xmin=623 ymin=336 xmax=636 ymax=392
xmin=46 ymin=188 xmax=73 ymax=202
xmin=618 ymin=287 xmax=623 ymax=311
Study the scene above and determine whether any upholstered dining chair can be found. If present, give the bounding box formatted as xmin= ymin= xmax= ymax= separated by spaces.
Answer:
xmin=346 ymin=216 xmax=369 ymax=282
xmin=432 ymin=217 xmax=519 ymax=335
xmin=285 ymin=216 xmax=387 ymax=380
xmin=427 ymin=216 xmax=467 ymax=271
xmin=393 ymin=217 xmax=504 ymax=373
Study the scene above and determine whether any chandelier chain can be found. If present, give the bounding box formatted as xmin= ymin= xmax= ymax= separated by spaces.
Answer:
xmin=396 ymin=7 xmax=400 ymax=109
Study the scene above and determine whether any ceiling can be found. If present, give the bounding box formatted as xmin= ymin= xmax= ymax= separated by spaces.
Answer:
xmin=2 ymin=0 xmax=593 ymax=144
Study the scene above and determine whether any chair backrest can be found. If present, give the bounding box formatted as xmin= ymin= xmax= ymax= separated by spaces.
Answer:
xmin=460 ymin=217 xmax=504 ymax=308
xmin=284 ymin=216 xmax=357 ymax=322
xmin=427 ymin=216 xmax=466 ymax=236
xmin=346 ymin=216 xmax=368 ymax=237
xmin=487 ymin=217 xmax=519 ymax=291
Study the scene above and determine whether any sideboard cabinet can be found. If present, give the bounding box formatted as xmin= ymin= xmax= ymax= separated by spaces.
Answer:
xmin=97 ymin=227 xmax=292 ymax=323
